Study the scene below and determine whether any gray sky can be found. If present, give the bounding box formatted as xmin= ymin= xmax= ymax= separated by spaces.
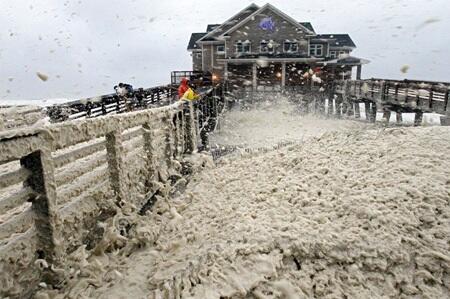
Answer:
xmin=1 ymin=0 xmax=449 ymax=103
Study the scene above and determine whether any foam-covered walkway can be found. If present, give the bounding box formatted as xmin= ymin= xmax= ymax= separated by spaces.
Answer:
xmin=37 ymin=101 xmax=450 ymax=299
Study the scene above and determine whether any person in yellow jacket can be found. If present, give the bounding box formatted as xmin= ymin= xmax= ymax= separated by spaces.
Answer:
xmin=181 ymin=86 xmax=200 ymax=101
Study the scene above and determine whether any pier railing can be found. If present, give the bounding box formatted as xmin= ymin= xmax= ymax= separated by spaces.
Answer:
xmin=0 ymin=85 xmax=224 ymax=297
xmin=46 ymin=85 xmax=176 ymax=123
xmin=334 ymin=79 xmax=450 ymax=125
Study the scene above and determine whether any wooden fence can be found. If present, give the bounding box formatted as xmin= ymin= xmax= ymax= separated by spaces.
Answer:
xmin=46 ymin=85 xmax=176 ymax=123
xmin=0 ymin=89 xmax=219 ymax=297
xmin=334 ymin=79 xmax=450 ymax=125
xmin=0 ymin=106 xmax=45 ymax=131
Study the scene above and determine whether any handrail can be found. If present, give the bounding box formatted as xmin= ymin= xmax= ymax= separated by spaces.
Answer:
xmin=0 ymin=84 xmax=225 ymax=297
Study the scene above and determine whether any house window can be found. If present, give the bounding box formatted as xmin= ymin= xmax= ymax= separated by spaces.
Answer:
xmin=217 ymin=45 xmax=225 ymax=54
xmin=235 ymin=41 xmax=243 ymax=53
xmin=260 ymin=41 xmax=269 ymax=53
xmin=235 ymin=40 xmax=251 ymax=54
xmin=338 ymin=51 xmax=348 ymax=59
xmin=309 ymin=44 xmax=323 ymax=57
xmin=284 ymin=41 xmax=298 ymax=53
xmin=260 ymin=40 xmax=275 ymax=53
xmin=195 ymin=52 xmax=202 ymax=59
xmin=330 ymin=51 xmax=337 ymax=59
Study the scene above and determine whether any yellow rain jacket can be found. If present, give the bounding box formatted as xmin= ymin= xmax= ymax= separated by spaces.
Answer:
xmin=181 ymin=88 xmax=200 ymax=101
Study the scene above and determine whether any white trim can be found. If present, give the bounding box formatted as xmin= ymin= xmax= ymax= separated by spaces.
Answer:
xmin=201 ymin=44 xmax=205 ymax=71
xmin=196 ymin=40 xmax=223 ymax=45
xmin=218 ymin=57 xmax=323 ymax=63
xmin=211 ymin=45 xmax=214 ymax=69
xmin=316 ymin=56 xmax=370 ymax=65
xmin=220 ymin=3 xmax=315 ymax=38
xmin=197 ymin=3 xmax=260 ymax=42
xmin=224 ymin=39 xmax=228 ymax=58
xmin=329 ymin=46 xmax=356 ymax=50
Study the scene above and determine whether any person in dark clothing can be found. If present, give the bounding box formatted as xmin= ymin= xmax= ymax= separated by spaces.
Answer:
xmin=115 ymin=83 xmax=134 ymax=111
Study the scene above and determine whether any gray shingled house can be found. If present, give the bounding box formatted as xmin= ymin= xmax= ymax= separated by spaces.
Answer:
xmin=187 ymin=3 xmax=369 ymax=88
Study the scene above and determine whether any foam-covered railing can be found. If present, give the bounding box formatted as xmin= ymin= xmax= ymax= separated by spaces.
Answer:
xmin=0 ymin=99 xmax=201 ymax=297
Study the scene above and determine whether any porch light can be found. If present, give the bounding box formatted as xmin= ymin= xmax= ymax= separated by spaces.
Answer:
xmin=276 ymin=72 xmax=282 ymax=78
xmin=212 ymin=74 xmax=219 ymax=81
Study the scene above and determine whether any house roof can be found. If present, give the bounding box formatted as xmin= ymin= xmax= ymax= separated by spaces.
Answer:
xmin=220 ymin=3 xmax=315 ymax=37
xmin=198 ymin=3 xmax=260 ymax=42
xmin=299 ymin=22 xmax=315 ymax=33
xmin=207 ymin=24 xmax=221 ymax=32
xmin=187 ymin=32 xmax=207 ymax=50
xmin=315 ymin=34 xmax=356 ymax=48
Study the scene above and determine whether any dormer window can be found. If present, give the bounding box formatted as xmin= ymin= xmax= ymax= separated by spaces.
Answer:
xmin=235 ymin=40 xmax=251 ymax=54
xmin=260 ymin=40 xmax=275 ymax=53
xmin=330 ymin=51 xmax=337 ymax=59
xmin=284 ymin=40 xmax=298 ymax=53
xmin=309 ymin=44 xmax=323 ymax=57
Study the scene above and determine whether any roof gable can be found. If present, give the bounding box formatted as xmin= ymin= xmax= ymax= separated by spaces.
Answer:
xmin=221 ymin=3 xmax=315 ymax=37
xmin=300 ymin=22 xmax=315 ymax=33
xmin=198 ymin=3 xmax=260 ymax=42
xmin=187 ymin=32 xmax=207 ymax=50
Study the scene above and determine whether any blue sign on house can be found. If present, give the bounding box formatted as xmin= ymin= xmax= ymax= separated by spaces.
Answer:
xmin=259 ymin=17 xmax=275 ymax=31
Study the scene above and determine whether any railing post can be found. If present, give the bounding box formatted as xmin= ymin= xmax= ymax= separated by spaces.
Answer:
xmin=183 ymin=101 xmax=197 ymax=153
xmin=179 ymin=110 xmax=186 ymax=154
xmin=354 ymin=102 xmax=361 ymax=118
xmin=20 ymin=137 xmax=63 ymax=280
xmin=428 ymin=87 xmax=434 ymax=110
xmin=164 ymin=112 xmax=174 ymax=168
xmin=441 ymin=89 xmax=450 ymax=126
xmin=444 ymin=89 xmax=449 ymax=113
xmin=115 ymin=96 xmax=120 ymax=113
xmin=364 ymin=102 xmax=371 ymax=121
xmin=414 ymin=111 xmax=423 ymax=126
xmin=105 ymin=127 xmax=126 ymax=205
xmin=142 ymin=122 xmax=156 ymax=191
xmin=176 ymin=111 xmax=184 ymax=157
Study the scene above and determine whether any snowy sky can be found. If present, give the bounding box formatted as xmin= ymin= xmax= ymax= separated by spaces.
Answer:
xmin=1 ymin=0 xmax=449 ymax=103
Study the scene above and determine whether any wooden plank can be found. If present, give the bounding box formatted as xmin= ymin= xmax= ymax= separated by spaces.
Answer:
xmin=0 ymin=134 xmax=44 ymax=164
xmin=0 ymin=226 xmax=37 ymax=260
xmin=122 ymin=127 xmax=144 ymax=142
xmin=53 ymin=140 xmax=106 ymax=169
xmin=0 ymin=168 xmax=30 ymax=189
xmin=56 ymin=154 xmax=107 ymax=187
xmin=48 ymin=102 xmax=183 ymax=150
xmin=57 ymin=165 xmax=108 ymax=205
xmin=0 ymin=209 xmax=34 ymax=240
xmin=0 ymin=187 xmax=34 ymax=215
